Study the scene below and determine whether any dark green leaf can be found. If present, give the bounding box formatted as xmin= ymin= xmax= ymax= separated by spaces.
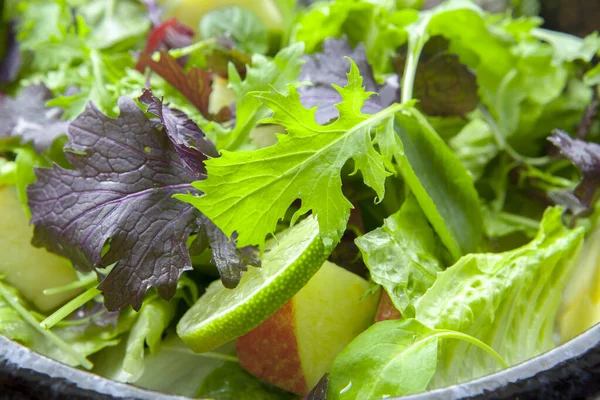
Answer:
xmin=394 ymin=109 xmax=483 ymax=259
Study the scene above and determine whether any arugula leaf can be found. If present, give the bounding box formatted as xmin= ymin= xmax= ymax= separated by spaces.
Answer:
xmin=199 ymin=7 xmax=269 ymax=55
xmin=218 ymin=42 xmax=305 ymax=150
xmin=178 ymin=60 xmax=405 ymax=250
xmin=137 ymin=50 xmax=232 ymax=123
xmin=0 ymin=84 xmax=68 ymax=152
xmin=416 ymin=207 xmax=584 ymax=388
xmin=27 ymin=98 xmax=253 ymax=311
xmin=355 ymin=195 xmax=443 ymax=315
xmin=298 ymin=37 xmax=396 ymax=124
xmin=394 ymin=109 xmax=483 ymax=259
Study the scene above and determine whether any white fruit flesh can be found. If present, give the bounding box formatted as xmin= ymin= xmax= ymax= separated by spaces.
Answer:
xmin=0 ymin=186 xmax=80 ymax=311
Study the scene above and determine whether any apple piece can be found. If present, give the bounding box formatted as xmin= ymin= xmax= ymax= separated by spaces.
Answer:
xmin=375 ymin=290 xmax=402 ymax=322
xmin=0 ymin=186 xmax=80 ymax=311
xmin=236 ymin=261 xmax=380 ymax=395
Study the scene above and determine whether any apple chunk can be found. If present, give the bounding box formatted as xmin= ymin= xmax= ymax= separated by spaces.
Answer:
xmin=0 ymin=186 xmax=80 ymax=311
xmin=236 ymin=261 xmax=380 ymax=395
xmin=375 ymin=290 xmax=402 ymax=322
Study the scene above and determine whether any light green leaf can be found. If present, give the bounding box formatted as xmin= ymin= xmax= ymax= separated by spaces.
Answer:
xmin=531 ymin=29 xmax=600 ymax=64
xmin=394 ymin=109 xmax=483 ymax=259
xmin=328 ymin=318 xmax=505 ymax=399
xmin=415 ymin=207 xmax=584 ymax=388
xmin=93 ymin=297 xmax=177 ymax=383
xmin=200 ymin=7 xmax=269 ymax=54
xmin=178 ymin=60 xmax=405 ymax=250
xmin=0 ymin=158 xmax=17 ymax=186
xmin=134 ymin=335 xmax=237 ymax=397
xmin=78 ymin=0 xmax=151 ymax=50
xmin=584 ymin=63 xmax=600 ymax=87
xmin=218 ymin=43 xmax=305 ymax=150
xmin=355 ymin=195 xmax=443 ymax=315
xmin=449 ymin=118 xmax=499 ymax=180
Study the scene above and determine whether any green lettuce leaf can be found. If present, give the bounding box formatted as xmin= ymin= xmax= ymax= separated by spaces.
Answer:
xmin=92 ymin=296 xmax=177 ymax=382
xmin=355 ymin=195 xmax=444 ymax=315
xmin=416 ymin=206 xmax=584 ymax=388
xmin=133 ymin=335 xmax=237 ymax=397
xmin=179 ymin=60 xmax=405 ymax=250
xmin=328 ymin=207 xmax=583 ymax=399
xmin=197 ymin=362 xmax=297 ymax=400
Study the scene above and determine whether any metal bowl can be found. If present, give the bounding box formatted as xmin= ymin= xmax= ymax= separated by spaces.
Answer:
xmin=2 ymin=321 xmax=600 ymax=399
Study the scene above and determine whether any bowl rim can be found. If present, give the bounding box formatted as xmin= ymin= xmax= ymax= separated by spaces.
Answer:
xmin=2 ymin=321 xmax=600 ymax=399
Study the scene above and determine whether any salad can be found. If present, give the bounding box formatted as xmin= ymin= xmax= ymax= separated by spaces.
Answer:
xmin=0 ymin=0 xmax=599 ymax=398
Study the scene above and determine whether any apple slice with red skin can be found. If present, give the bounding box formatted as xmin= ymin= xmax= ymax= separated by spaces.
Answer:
xmin=375 ymin=290 xmax=402 ymax=322
xmin=236 ymin=261 xmax=380 ymax=395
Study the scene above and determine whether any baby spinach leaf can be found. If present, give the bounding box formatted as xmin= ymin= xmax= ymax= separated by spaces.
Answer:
xmin=327 ymin=319 xmax=439 ymax=399
xmin=355 ymin=195 xmax=443 ymax=315
xmin=394 ymin=109 xmax=483 ymax=259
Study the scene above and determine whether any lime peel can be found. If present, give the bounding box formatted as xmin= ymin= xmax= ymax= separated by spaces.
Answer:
xmin=177 ymin=216 xmax=327 ymax=352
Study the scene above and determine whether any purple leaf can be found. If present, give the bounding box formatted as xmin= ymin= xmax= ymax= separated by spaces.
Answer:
xmin=28 ymin=96 xmax=258 ymax=311
xmin=549 ymin=129 xmax=600 ymax=209
xmin=137 ymin=50 xmax=232 ymax=122
xmin=298 ymin=37 xmax=396 ymax=124
xmin=138 ymin=89 xmax=218 ymax=175
xmin=0 ymin=84 xmax=68 ymax=152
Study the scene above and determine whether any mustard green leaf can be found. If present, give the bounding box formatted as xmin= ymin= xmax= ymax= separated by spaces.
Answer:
xmin=177 ymin=60 xmax=405 ymax=250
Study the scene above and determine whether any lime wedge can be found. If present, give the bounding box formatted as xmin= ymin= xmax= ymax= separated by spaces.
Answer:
xmin=177 ymin=216 xmax=327 ymax=352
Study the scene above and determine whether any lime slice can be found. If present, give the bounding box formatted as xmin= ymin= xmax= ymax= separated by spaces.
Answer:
xmin=177 ymin=216 xmax=327 ymax=352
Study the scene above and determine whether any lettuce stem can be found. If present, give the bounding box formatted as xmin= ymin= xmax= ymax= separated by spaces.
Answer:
xmin=0 ymin=281 xmax=93 ymax=369
xmin=40 ymin=286 xmax=101 ymax=330
xmin=43 ymin=274 xmax=97 ymax=296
